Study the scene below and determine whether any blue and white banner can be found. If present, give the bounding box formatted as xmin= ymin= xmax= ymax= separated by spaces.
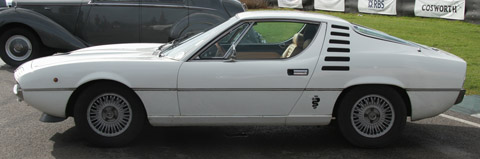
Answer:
xmin=278 ymin=0 xmax=303 ymax=9
xmin=358 ymin=0 xmax=397 ymax=15
xmin=414 ymin=0 xmax=465 ymax=20
xmin=314 ymin=0 xmax=345 ymax=12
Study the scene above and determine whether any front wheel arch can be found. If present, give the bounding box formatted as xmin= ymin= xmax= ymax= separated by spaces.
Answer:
xmin=65 ymin=80 xmax=146 ymax=118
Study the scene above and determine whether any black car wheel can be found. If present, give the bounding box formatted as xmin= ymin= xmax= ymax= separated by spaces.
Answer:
xmin=74 ymin=83 xmax=146 ymax=147
xmin=337 ymin=86 xmax=406 ymax=148
xmin=0 ymin=28 xmax=42 ymax=67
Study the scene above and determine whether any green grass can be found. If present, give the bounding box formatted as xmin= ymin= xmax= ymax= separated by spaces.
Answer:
xmin=252 ymin=9 xmax=480 ymax=95
xmin=253 ymin=22 xmax=304 ymax=43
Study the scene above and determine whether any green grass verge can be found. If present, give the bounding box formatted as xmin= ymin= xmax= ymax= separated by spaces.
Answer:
xmin=252 ymin=9 xmax=480 ymax=95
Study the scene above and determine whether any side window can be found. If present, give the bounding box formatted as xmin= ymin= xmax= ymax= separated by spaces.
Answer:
xmin=197 ymin=23 xmax=250 ymax=59
xmin=236 ymin=22 xmax=319 ymax=59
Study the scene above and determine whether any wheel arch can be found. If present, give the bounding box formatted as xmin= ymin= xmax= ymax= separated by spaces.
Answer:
xmin=65 ymin=79 xmax=146 ymax=117
xmin=0 ymin=8 xmax=87 ymax=51
xmin=332 ymin=84 xmax=412 ymax=118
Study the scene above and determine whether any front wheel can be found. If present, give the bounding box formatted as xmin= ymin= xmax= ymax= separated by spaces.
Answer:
xmin=0 ymin=28 xmax=43 ymax=67
xmin=74 ymin=83 xmax=146 ymax=147
xmin=337 ymin=86 xmax=406 ymax=148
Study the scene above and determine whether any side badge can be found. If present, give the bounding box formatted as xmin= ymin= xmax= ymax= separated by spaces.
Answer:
xmin=312 ymin=95 xmax=320 ymax=109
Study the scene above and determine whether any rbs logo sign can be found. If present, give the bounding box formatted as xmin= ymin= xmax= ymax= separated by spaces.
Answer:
xmin=368 ymin=0 xmax=385 ymax=9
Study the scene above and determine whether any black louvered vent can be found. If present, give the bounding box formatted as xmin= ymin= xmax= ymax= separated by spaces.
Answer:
xmin=327 ymin=48 xmax=350 ymax=53
xmin=329 ymin=39 xmax=350 ymax=45
xmin=331 ymin=32 xmax=349 ymax=37
xmin=323 ymin=24 xmax=351 ymax=71
xmin=322 ymin=66 xmax=350 ymax=71
xmin=325 ymin=56 xmax=350 ymax=62
xmin=332 ymin=25 xmax=350 ymax=30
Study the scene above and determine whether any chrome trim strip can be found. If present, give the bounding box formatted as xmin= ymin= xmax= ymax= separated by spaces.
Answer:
xmin=135 ymin=88 xmax=344 ymax=91
xmin=133 ymin=88 xmax=176 ymax=91
xmin=305 ymin=88 xmax=343 ymax=91
xmin=178 ymin=88 xmax=304 ymax=91
xmin=406 ymin=88 xmax=462 ymax=92
xmin=23 ymin=88 xmax=75 ymax=91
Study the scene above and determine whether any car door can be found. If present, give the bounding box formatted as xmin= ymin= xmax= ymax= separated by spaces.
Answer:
xmin=140 ymin=0 xmax=188 ymax=43
xmin=79 ymin=0 xmax=140 ymax=45
xmin=177 ymin=21 xmax=324 ymax=118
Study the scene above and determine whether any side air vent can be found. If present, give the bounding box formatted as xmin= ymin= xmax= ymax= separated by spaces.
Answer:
xmin=327 ymin=48 xmax=350 ymax=53
xmin=322 ymin=66 xmax=350 ymax=71
xmin=332 ymin=25 xmax=349 ymax=30
xmin=325 ymin=56 xmax=350 ymax=62
xmin=329 ymin=39 xmax=350 ymax=45
xmin=331 ymin=32 xmax=350 ymax=37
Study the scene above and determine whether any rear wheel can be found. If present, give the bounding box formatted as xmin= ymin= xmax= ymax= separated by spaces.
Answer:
xmin=337 ymin=86 xmax=406 ymax=148
xmin=74 ymin=83 xmax=146 ymax=147
xmin=0 ymin=28 xmax=43 ymax=67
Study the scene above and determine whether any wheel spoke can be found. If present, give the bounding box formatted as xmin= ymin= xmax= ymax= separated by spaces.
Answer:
xmin=350 ymin=95 xmax=396 ymax=138
xmin=87 ymin=93 xmax=133 ymax=137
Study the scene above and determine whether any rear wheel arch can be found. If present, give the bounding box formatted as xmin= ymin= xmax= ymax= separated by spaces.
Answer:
xmin=332 ymin=84 xmax=412 ymax=118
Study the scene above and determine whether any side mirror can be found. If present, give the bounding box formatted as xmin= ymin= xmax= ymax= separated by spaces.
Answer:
xmin=225 ymin=44 xmax=237 ymax=62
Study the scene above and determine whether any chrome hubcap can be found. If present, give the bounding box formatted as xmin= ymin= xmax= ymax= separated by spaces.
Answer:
xmin=351 ymin=95 xmax=395 ymax=138
xmin=87 ymin=93 xmax=132 ymax=137
xmin=5 ymin=35 xmax=32 ymax=61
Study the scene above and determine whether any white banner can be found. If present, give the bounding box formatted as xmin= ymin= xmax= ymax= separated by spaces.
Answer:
xmin=358 ymin=0 xmax=397 ymax=15
xmin=278 ymin=0 xmax=303 ymax=9
xmin=314 ymin=0 xmax=345 ymax=12
xmin=414 ymin=0 xmax=465 ymax=20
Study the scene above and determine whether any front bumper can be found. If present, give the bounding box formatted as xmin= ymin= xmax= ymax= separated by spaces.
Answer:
xmin=13 ymin=84 xmax=23 ymax=102
xmin=455 ymin=89 xmax=466 ymax=105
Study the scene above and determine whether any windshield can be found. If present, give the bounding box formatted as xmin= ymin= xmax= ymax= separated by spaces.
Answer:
xmin=158 ymin=16 xmax=239 ymax=60
xmin=353 ymin=24 xmax=428 ymax=49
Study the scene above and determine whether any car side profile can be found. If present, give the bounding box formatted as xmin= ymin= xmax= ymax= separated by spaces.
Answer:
xmin=13 ymin=11 xmax=466 ymax=148
xmin=0 ymin=0 xmax=245 ymax=66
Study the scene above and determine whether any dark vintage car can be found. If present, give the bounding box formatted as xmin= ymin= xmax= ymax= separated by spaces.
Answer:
xmin=0 ymin=0 xmax=245 ymax=66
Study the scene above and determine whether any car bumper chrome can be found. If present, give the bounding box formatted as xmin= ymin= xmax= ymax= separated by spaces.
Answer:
xmin=13 ymin=84 xmax=23 ymax=102
xmin=455 ymin=89 xmax=466 ymax=105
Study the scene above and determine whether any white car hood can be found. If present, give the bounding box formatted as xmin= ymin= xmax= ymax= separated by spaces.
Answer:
xmin=31 ymin=43 xmax=165 ymax=68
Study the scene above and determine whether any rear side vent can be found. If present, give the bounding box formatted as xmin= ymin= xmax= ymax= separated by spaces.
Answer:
xmin=327 ymin=48 xmax=350 ymax=53
xmin=329 ymin=39 xmax=350 ymax=45
xmin=332 ymin=25 xmax=349 ymax=30
xmin=322 ymin=66 xmax=350 ymax=71
xmin=325 ymin=56 xmax=350 ymax=62
xmin=331 ymin=32 xmax=349 ymax=37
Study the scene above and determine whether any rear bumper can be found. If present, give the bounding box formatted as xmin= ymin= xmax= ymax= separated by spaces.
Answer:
xmin=455 ymin=89 xmax=466 ymax=104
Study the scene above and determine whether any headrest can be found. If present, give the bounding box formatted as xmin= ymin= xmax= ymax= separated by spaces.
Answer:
xmin=293 ymin=33 xmax=304 ymax=45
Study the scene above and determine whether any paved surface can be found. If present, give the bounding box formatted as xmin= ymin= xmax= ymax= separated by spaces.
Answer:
xmin=1 ymin=63 xmax=480 ymax=159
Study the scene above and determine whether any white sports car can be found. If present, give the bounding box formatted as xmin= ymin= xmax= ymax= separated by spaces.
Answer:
xmin=13 ymin=11 xmax=466 ymax=147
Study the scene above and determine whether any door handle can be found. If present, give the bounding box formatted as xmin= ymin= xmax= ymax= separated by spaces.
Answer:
xmin=287 ymin=69 xmax=308 ymax=76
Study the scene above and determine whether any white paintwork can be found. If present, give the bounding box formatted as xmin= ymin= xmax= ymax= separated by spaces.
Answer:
xmin=13 ymin=11 xmax=467 ymax=126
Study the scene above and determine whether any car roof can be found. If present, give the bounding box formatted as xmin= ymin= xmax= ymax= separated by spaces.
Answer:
xmin=235 ymin=11 xmax=350 ymax=25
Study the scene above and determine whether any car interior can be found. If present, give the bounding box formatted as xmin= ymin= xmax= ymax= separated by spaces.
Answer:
xmin=197 ymin=22 xmax=319 ymax=60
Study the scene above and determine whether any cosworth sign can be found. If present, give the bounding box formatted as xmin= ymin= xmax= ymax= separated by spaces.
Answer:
xmin=415 ymin=0 xmax=465 ymax=20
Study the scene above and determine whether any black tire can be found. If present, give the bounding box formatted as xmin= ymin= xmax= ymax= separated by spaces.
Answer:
xmin=74 ymin=83 xmax=146 ymax=147
xmin=0 ymin=28 xmax=43 ymax=67
xmin=337 ymin=86 xmax=406 ymax=148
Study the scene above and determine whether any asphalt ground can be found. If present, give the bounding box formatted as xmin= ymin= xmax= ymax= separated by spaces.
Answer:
xmin=1 ymin=61 xmax=480 ymax=159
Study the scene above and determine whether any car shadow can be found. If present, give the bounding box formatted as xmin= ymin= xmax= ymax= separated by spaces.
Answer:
xmin=49 ymin=123 xmax=480 ymax=158
xmin=0 ymin=64 xmax=15 ymax=73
